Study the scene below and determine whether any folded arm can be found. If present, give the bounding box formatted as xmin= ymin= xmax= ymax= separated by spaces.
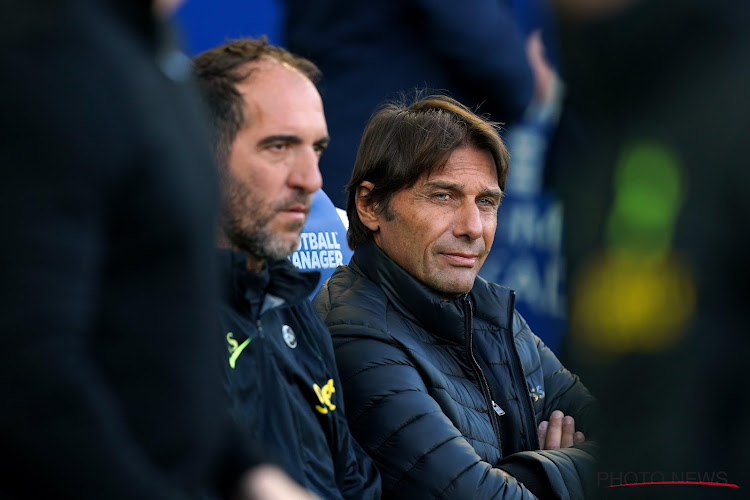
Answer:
xmin=334 ymin=335 xmax=550 ymax=500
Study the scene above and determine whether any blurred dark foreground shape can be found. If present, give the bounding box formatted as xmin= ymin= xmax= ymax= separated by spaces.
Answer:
xmin=553 ymin=0 xmax=750 ymax=498
xmin=0 ymin=1 xmax=304 ymax=499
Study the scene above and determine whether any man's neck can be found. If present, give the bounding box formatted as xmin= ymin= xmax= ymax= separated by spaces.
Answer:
xmin=245 ymin=254 xmax=265 ymax=273
xmin=216 ymin=233 xmax=266 ymax=272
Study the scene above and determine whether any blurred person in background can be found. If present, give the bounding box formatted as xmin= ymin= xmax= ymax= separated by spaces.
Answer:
xmin=552 ymin=0 xmax=750 ymax=498
xmin=281 ymin=0 xmax=574 ymax=353
xmin=192 ymin=37 xmax=381 ymax=500
xmin=282 ymin=0 xmax=558 ymax=208
xmin=0 ymin=1 xmax=317 ymax=499
xmin=314 ymin=94 xmax=598 ymax=499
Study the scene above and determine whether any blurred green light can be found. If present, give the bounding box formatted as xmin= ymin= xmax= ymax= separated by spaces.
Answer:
xmin=606 ymin=141 xmax=685 ymax=254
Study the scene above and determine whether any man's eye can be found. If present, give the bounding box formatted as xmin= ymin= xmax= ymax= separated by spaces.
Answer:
xmin=269 ymin=142 xmax=288 ymax=152
xmin=478 ymin=198 xmax=500 ymax=212
xmin=313 ymin=143 xmax=328 ymax=156
xmin=433 ymin=192 xmax=451 ymax=200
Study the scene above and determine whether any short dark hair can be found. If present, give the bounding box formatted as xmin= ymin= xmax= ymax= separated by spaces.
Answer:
xmin=192 ymin=36 xmax=321 ymax=169
xmin=346 ymin=93 xmax=510 ymax=250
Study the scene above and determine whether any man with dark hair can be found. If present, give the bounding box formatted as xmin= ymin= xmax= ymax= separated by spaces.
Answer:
xmin=192 ymin=38 xmax=381 ymax=500
xmin=314 ymin=94 xmax=597 ymax=499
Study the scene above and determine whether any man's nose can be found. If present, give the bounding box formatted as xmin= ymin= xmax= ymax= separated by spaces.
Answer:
xmin=289 ymin=147 xmax=323 ymax=194
xmin=453 ymin=202 xmax=483 ymax=240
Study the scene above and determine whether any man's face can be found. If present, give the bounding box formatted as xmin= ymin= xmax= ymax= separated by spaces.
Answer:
xmin=368 ymin=146 xmax=501 ymax=297
xmin=221 ymin=60 xmax=328 ymax=268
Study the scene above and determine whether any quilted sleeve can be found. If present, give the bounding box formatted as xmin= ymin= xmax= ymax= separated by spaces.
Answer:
xmin=514 ymin=311 xmax=599 ymax=437
xmin=501 ymin=311 xmax=599 ymax=499
xmin=331 ymin=331 xmax=539 ymax=500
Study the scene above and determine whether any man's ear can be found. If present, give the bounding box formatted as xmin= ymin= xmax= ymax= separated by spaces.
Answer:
xmin=355 ymin=181 xmax=380 ymax=232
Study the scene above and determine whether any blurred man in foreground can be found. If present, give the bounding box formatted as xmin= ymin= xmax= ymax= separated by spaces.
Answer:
xmin=0 ymin=1 xmax=313 ymax=499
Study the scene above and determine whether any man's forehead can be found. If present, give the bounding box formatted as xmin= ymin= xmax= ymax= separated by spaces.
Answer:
xmin=235 ymin=60 xmax=324 ymax=128
xmin=420 ymin=160 xmax=500 ymax=190
xmin=236 ymin=57 xmax=311 ymax=90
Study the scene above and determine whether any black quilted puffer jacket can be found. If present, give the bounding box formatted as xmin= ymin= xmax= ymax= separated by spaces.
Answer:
xmin=314 ymin=242 xmax=598 ymax=500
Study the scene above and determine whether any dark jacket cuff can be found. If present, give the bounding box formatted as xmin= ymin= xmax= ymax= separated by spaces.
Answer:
xmin=499 ymin=462 xmax=557 ymax=500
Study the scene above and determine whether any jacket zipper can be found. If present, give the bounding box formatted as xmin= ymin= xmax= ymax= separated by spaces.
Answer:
xmin=464 ymin=297 xmax=504 ymax=457
xmin=505 ymin=291 xmax=539 ymax=449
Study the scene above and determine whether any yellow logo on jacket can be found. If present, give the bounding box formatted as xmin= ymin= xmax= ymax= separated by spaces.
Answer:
xmin=313 ymin=378 xmax=337 ymax=414
xmin=226 ymin=332 xmax=251 ymax=369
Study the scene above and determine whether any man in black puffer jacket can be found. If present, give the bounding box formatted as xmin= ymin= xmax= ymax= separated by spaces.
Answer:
xmin=314 ymin=94 xmax=598 ymax=499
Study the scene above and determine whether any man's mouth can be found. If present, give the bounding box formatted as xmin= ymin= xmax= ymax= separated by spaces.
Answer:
xmin=279 ymin=202 xmax=310 ymax=219
xmin=285 ymin=203 xmax=309 ymax=213
xmin=440 ymin=252 xmax=480 ymax=267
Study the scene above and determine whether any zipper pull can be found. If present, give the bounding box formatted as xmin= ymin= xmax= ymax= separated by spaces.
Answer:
xmin=492 ymin=400 xmax=505 ymax=416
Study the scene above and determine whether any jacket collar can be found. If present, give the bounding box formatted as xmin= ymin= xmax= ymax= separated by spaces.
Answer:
xmin=351 ymin=241 xmax=515 ymax=342
xmin=351 ymin=241 xmax=469 ymax=344
xmin=218 ymin=248 xmax=320 ymax=309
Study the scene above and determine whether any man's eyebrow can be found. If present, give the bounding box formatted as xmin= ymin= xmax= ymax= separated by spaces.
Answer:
xmin=256 ymin=135 xmax=331 ymax=148
xmin=479 ymin=187 xmax=503 ymax=200
xmin=423 ymin=180 xmax=464 ymax=191
xmin=256 ymin=135 xmax=302 ymax=147
xmin=423 ymin=180 xmax=503 ymax=199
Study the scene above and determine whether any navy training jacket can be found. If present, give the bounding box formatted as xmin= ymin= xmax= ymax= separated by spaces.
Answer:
xmin=217 ymin=249 xmax=381 ymax=500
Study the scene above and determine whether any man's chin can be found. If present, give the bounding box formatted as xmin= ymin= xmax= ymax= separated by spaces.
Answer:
xmin=429 ymin=272 xmax=477 ymax=299
xmin=229 ymin=230 xmax=301 ymax=262
xmin=265 ymin=233 xmax=303 ymax=260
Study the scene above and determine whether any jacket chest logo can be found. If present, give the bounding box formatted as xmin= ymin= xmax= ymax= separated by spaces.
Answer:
xmin=226 ymin=332 xmax=251 ymax=369
xmin=282 ymin=324 xmax=297 ymax=349
xmin=529 ymin=384 xmax=545 ymax=403
xmin=313 ymin=378 xmax=337 ymax=414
